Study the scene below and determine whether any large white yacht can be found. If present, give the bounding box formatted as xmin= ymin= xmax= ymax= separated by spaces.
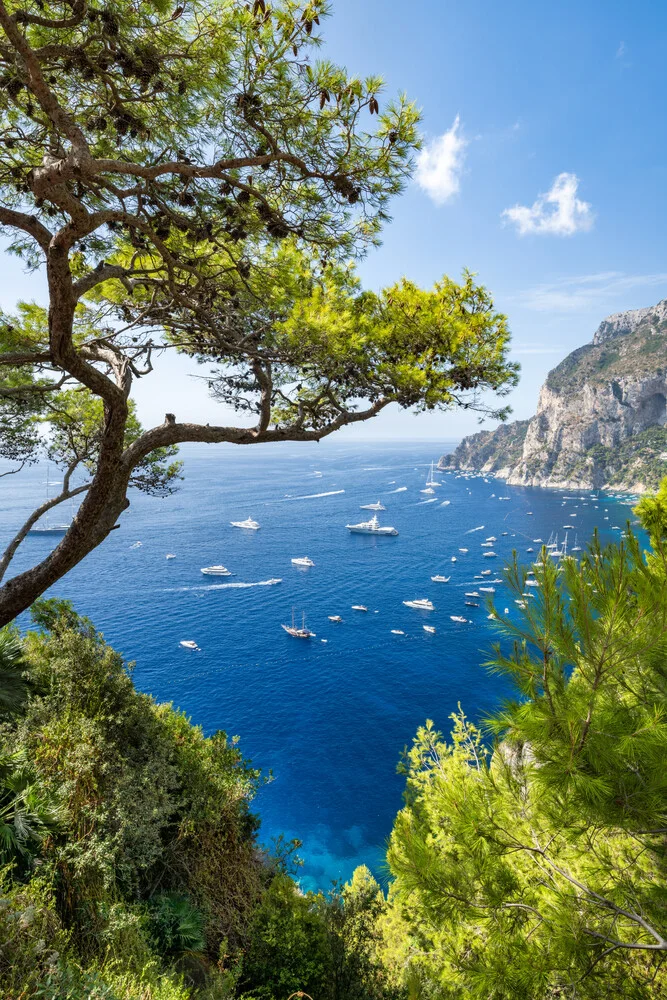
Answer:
xmin=360 ymin=500 xmax=386 ymax=511
xmin=403 ymin=598 xmax=435 ymax=611
xmin=201 ymin=565 xmax=231 ymax=576
xmin=431 ymin=574 xmax=451 ymax=583
xmin=346 ymin=514 xmax=398 ymax=536
xmin=230 ymin=517 xmax=260 ymax=530
xmin=291 ymin=556 xmax=315 ymax=567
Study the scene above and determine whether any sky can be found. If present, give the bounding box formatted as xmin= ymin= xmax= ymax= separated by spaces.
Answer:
xmin=2 ymin=0 xmax=667 ymax=441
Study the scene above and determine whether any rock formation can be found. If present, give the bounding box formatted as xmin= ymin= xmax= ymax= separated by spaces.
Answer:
xmin=440 ymin=300 xmax=667 ymax=492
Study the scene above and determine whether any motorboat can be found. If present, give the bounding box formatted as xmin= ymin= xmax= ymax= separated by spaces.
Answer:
xmin=180 ymin=640 xmax=199 ymax=650
xmin=391 ymin=629 xmax=405 ymax=635
xmin=130 ymin=541 xmax=142 ymax=549
xmin=479 ymin=586 xmax=495 ymax=593
xmin=403 ymin=598 xmax=435 ymax=611
xmin=465 ymin=601 xmax=479 ymax=607
xmin=166 ymin=553 xmax=176 ymax=560
xmin=351 ymin=604 xmax=368 ymax=612
xmin=483 ymin=551 xmax=497 ymax=558
xmin=420 ymin=487 xmax=435 ymax=495
xmin=201 ymin=565 xmax=231 ymax=576
xmin=423 ymin=625 xmax=436 ymax=634
xmin=486 ymin=536 xmax=497 ymax=542
xmin=231 ymin=517 xmax=260 ymax=530
xmin=458 ymin=547 xmax=468 ymax=553
xmin=431 ymin=575 xmax=451 ymax=583
xmin=328 ymin=615 xmax=343 ymax=622
xmin=451 ymin=556 xmax=457 ymax=562
xmin=360 ymin=501 xmax=386 ymax=511
xmin=481 ymin=541 xmax=493 ymax=548
xmin=450 ymin=615 xmax=468 ymax=623
xmin=440 ymin=500 xmax=451 ymax=506
xmin=480 ymin=569 xmax=492 ymax=576
xmin=346 ymin=514 xmax=398 ymax=536
xmin=465 ymin=591 xmax=480 ymax=598
xmin=526 ymin=547 xmax=534 ymax=553
xmin=291 ymin=556 xmax=315 ymax=567
xmin=282 ymin=610 xmax=316 ymax=639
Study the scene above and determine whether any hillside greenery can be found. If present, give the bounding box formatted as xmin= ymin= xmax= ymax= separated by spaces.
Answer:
xmin=3 ymin=494 xmax=667 ymax=998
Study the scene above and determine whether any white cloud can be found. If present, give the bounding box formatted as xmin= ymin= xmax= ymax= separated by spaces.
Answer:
xmin=415 ymin=116 xmax=468 ymax=205
xmin=501 ymin=172 xmax=594 ymax=236
xmin=513 ymin=272 xmax=667 ymax=313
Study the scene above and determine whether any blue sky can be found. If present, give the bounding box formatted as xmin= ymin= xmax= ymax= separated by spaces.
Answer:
xmin=2 ymin=0 xmax=667 ymax=440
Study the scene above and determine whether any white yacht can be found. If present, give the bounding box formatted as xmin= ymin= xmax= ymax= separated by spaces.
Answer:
xmin=431 ymin=575 xmax=451 ymax=583
xmin=483 ymin=551 xmax=497 ymax=558
xmin=486 ymin=536 xmax=497 ymax=542
xmin=291 ymin=556 xmax=315 ymax=567
xmin=130 ymin=541 xmax=142 ymax=549
xmin=281 ymin=610 xmax=315 ymax=639
xmin=201 ymin=565 xmax=231 ymax=576
xmin=231 ymin=517 xmax=260 ymax=530
xmin=450 ymin=615 xmax=468 ymax=623
xmin=440 ymin=500 xmax=451 ymax=506
xmin=391 ymin=629 xmax=405 ymax=635
xmin=346 ymin=514 xmax=398 ymax=536
xmin=420 ymin=487 xmax=435 ymax=495
xmin=451 ymin=556 xmax=457 ymax=562
xmin=180 ymin=640 xmax=199 ymax=650
xmin=29 ymin=521 xmax=71 ymax=535
xmin=328 ymin=615 xmax=343 ymax=622
xmin=481 ymin=541 xmax=493 ymax=547
xmin=166 ymin=553 xmax=176 ymax=560
xmin=360 ymin=500 xmax=386 ymax=511
xmin=403 ymin=598 xmax=435 ymax=611
xmin=465 ymin=591 xmax=480 ymax=598
xmin=480 ymin=569 xmax=492 ymax=576
xmin=351 ymin=604 xmax=368 ymax=612
xmin=459 ymin=547 xmax=468 ymax=553
xmin=479 ymin=586 xmax=495 ymax=593
xmin=423 ymin=625 xmax=436 ymax=634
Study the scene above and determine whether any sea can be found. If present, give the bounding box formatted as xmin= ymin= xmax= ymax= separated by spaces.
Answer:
xmin=0 ymin=440 xmax=642 ymax=890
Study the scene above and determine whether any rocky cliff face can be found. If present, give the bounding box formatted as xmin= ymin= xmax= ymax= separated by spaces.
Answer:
xmin=440 ymin=299 xmax=667 ymax=492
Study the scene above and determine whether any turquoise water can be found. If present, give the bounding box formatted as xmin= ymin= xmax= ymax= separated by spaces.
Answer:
xmin=0 ymin=440 xmax=638 ymax=889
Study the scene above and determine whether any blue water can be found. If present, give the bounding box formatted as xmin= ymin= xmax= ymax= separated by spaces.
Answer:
xmin=0 ymin=441 xmax=640 ymax=889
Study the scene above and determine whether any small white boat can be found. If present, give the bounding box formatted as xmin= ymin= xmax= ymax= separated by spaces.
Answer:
xmin=166 ymin=553 xmax=176 ymax=560
xmin=231 ymin=517 xmax=260 ymax=530
xmin=533 ymin=538 xmax=543 ymax=543
xmin=201 ymin=565 xmax=231 ymax=576
xmin=130 ymin=541 xmax=142 ymax=549
xmin=425 ymin=461 xmax=440 ymax=487
xmin=526 ymin=547 xmax=534 ymax=553
xmin=431 ymin=575 xmax=451 ymax=583
xmin=403 ymin=598 xmax=435 ymax=611
xmin=504 ymin=607 xmax=510 ymax=614
xmin=328 ymin=615 xmax=343 ymax=622
xmin=515 ymin=600 xmax=527 ymax=609
xmin=291 ymin=556 xmax=315 ymax=567
xmin=180 ymin=640 xmax=199 ymax=650
xmin=360 ymin=500 xmax=386 ymax=511
xmin=481 ymin=569 xmax=492 ymax=576
xmin=351 ymin=604 xmax=368 ymax=612
xmin=459 ymin=547 xmax=468 ymax=553
xmin=465 ymin=591 xmax=480 ymax=598
xmin=423 ymin=625 xmax=436 ymax=634
xmin=483 ymin=551 xmax=497 ymax=558
xmin=420 ymin=487 xmax=435 ymax=495
xmin=451 ymin=556 xmax=457 ymax=562
xmin=525 ymin=579 xmax=540 ymax=587
xmin=440 ymin=500 xmax=451 ymax=506
xmin=450 ymin=615 xmax=468 ymax=623
xmin=481 ymin=541 xmax=494 ymax=547
xmin=479 ymin=586 xmax=495 ymax=593
xmin=391 ymin=629 xmax=405 ymax=635
xmin=486 ymin=536 xmax=497 ymax=542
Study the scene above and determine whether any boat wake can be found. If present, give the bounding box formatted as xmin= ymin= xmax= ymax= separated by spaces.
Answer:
xmin=416 ymin=498 xmax=438 ymax=505
xmin=387 ymin=486 xmax=407 ymax=493
xmin=267 ymin=490 xmax=345 ymax=503
xmin=465 ymin=525 xmax=485 ymax=533
xmin=163 ymin=579 xmax=283 ymax=592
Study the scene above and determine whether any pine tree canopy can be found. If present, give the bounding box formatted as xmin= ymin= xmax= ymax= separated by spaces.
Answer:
xmin=0 ymin=0 xmax=519 ymax=625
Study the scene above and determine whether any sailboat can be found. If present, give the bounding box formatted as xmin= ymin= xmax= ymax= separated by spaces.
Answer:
xmin=281 ymin=609 xmax=316 ymax=639
xmin=28 ymin=464 xmax=72 ymax=535
xmin=425 ymin=461 xmax=440 ymax=487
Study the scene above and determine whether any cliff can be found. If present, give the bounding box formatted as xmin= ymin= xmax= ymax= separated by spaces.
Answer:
xmin=440 ymin=299 xmax=667 ymax=492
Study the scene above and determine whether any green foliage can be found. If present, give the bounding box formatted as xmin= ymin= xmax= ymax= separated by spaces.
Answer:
xmin=0 ymin=623 xmax=29 ymax=714
xmin=147 ymin=893 xmax=207 ymax=958
xmin=384 ymin=506 xmax=667 ymax=998
xmin=240 ymin=868 xmax=401 ymax=1000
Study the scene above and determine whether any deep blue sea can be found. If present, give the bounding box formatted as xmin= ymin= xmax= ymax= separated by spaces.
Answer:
xmin=0 ymin=440 xmax=640 ymax=889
